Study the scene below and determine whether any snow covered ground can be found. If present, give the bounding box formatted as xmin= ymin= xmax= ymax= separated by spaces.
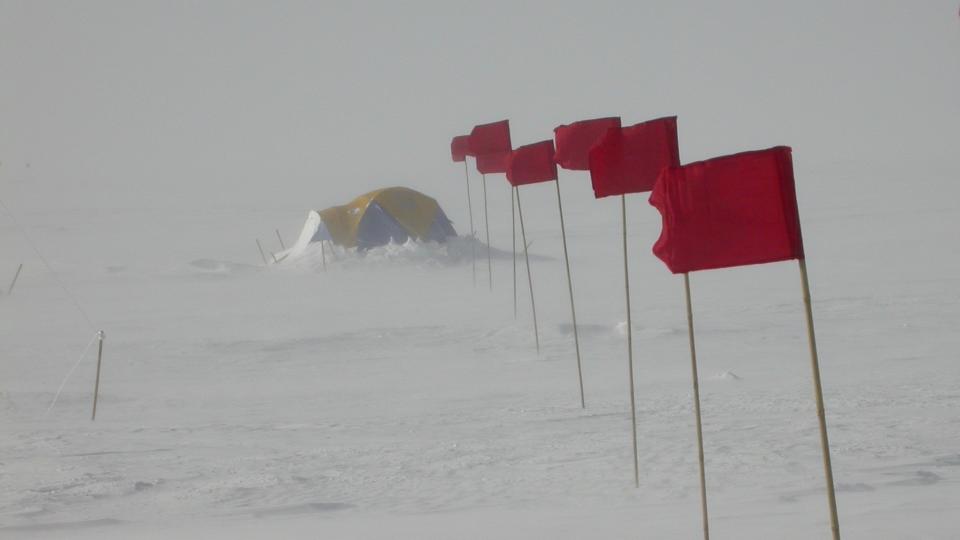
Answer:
xmin=2 ymin=2 xmax=959 ymax=538
xmin=2 ymin=164 xmax=959 ymax=538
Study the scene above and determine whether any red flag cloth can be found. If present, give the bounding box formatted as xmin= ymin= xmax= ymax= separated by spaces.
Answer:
xmin=649 ymin=146 xmax=804 ymax=274
xmin=450 ymin=135 xmax=471 ymax=162
xmin=553 ymin=117 xmax=621 ymax=170
xmin=469 ymin=120 xmax=512 ymax=156
xmin=476 ymin=151 xmax=510 ymax=174
xmin=588 ymin=116 xmax=680 ymax=198
xmin=506 ymin=140 xmax=558 ymax=186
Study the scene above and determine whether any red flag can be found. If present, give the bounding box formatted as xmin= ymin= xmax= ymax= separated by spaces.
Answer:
xmin=475 ymin=151 xmax=510 ymax=174
xmin=553 ymin=117 xmax=621 ymax=170
xmin=469 ymin=120 xmax=512 ymax=156
xmin=451 ymin=135 xmax=471 ymax=162
xmin=588 ymin=116 xmax=680 ymax=198
xmin=649 ymin=146 xmax=804 ymax=274
xmin=506 ymin=140 xmax=557 ymax=186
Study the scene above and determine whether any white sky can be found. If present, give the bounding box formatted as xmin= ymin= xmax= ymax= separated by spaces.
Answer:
xmin=1 ymin=1 xmax=958 ymax=211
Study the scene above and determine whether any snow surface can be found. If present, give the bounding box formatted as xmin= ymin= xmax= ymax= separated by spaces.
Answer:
xmin=2 ymin=2 xmax=959 ymax=538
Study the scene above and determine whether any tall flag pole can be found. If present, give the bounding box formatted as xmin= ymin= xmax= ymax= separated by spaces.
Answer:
xmin=683 ymin=273 xmax=709 ymax=540
xmin=553 ymin=116 xmax=621 ymax=409
xmin=512 ymin=184 xmax=517 ymax=318
xmin=451 ymin=135 xmax=476 ymax=286
xmin=514 ymin=186 xmax=539 ymax=353
xmin=505 ymin=140 xmax=564 ymax=354
xmin=470 ymin=120 xmax=512 ymax=292
xmin=589 ymin=116 xmax=681 ymax=488
xmin=650 ymin=145 xmax=840 ymax=540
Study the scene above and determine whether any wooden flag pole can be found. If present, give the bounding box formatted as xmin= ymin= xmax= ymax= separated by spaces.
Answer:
xmin=683 ymin=273 xmax=710 ymax=540
xmin=482 ymin=174 xmax=492 ymax=291
xmin=555 ymin=177 xmax=584 ymax=408
xmin=464 ymin=160 xmax=476 ymax=287
xmin=8 ymin=263 xmax=23 ymax=295
xmin=515 ymin=187 xmax=540 ymax=353
xmin=512 ymin=185 xmax=517 ymax=318
xmin=256 ymin=239 xmax=268 ymax=265
xmin=621 ymin=194 xmax=639 ymax=487
xmin=275 ymin=229 xmax=286 ymax=250
xmin=91 ymin=330 xmax=104 ymax=421
xmin=799 ymin=258 xmax=841 ymax=540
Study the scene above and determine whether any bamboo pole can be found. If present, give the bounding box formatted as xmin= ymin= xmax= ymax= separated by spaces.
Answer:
xmin=515 ymin=187 xmax=539 ymax=353
xmin=512 ymin=185 xmax=517 ymax=318
xmin=622 ymin=195 xmax=639 ymax=487
xmin=8 ymin=263 xmax=23 ymax=295
xmin=555 ymin=177 xmax=584 ymax=409
xmin=464 ymin=160 xmax=476 ymax=287
xmin=275 ymin=229 xmax=286 ymax=250
xmin=91 ymin=330 xmax=104 ymax=421
xmin=684 ymin=273 xmax=709 ymax=540
xmin=482 ymin=174 xmax=492 ymax=291
xmin=799 ymin=258 xmax=841 ymax=540
xmin=256 ymin=239 xmax=268 ymax=265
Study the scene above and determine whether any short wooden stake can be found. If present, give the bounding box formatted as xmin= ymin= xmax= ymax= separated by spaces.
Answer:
xmin=8 ymin=263 xmax=23 ymax=295
xmin=684 ymin=273 xmax=710 ymax=540
xmin=464 ymin=160 xmax=476 ymax=287
xmin=621 ymin=195 xmax=639 ymax=487
xmin=799 ymin=258 xmax=841 ymax=540
xmin=275 ymin=229 xmax=286 ymax=250
xmin=482 ymin=174 xmax=492 ymax=291
xmin=91 ymin=330 xmax=104 ymax=421
xmin=256 ymin=239 xmax=268 ymax=265
xmin=321 ymin=240 xmax=328 ymax=272
xmin=515 ymin=187 xmax=539 ymax=353
xmin=555 ymin=177 xmax=584 ymax=409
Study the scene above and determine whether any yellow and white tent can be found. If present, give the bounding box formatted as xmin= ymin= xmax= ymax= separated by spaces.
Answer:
xmin=282 ymin=187 xmax=457 ymax=258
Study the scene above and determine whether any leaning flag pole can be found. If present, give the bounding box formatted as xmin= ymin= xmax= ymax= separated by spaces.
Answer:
xmin=91 ymin=330 xmax=105 ymax=421
xmin=683 ymin=273 xmax=710 ymax=540
xmin=8 ymin=263 xmax=23 ymax=295
xmin=555 ymin=175 xmax=584 ymax=408
xmin=621 ymin=195 xmax=639 ymax=487
xmin=464 ymin=159 xmax=477 ymax=287
xmin=515 ymin=186 xmax=539 ymax=353
xmin=482 ymin=174 xmax=492 ymax=290
xmin=799 ymin=258 xmax=841 ymax=540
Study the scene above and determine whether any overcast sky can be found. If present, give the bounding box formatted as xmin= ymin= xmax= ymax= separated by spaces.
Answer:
xmin=1 ymin=1 xmax=958 ymax=212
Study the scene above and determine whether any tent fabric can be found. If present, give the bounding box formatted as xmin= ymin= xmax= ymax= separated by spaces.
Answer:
xmin=312 ymin=187 xmax=456 ymax=249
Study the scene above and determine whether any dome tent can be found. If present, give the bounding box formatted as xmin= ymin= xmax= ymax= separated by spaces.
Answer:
xmin=280 ymin=187 xmax=457 ymax=259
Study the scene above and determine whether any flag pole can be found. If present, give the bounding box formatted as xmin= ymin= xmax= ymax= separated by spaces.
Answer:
xmin=683 ymin=273 xmax=709 ymax=540
xmin=464 ymin=160 xmax=476 ymax=287
xmin=799 ymin=258 xmax=841 ymax=540
xmin=556 ymin=177 xmax=584 ymax=408
xmin=622 ymin=194 xmax=639 ymax=487
xmin=91 ymin=330 xmax=105 ymax=421
xmin=512 ymin=184 xmax=517 ymax=318
xmin=256 ymin=239 xmax=268 ymax=265
xmin=275 ymin=229 xmax=286 ymax=250
xmin=8 ymin=263 xmax=23 ymax=295
xmin=482 ymin=173 xmax=492 ymax=291
xmin=515 ymin=187 xmax=539 ymax=353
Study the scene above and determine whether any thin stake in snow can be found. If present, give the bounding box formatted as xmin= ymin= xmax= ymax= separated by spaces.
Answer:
xmin=555 ymin=175 xmax=584 ymax=408
xmin=622 ymin=195 xmax=639 ymax=488
xmin=8 ymin=263 xmax=22 ymax=295
xmin=464 ymin=159 xmax=476 ymax=287
xmin=482 ymin=174 xmax=492 ymax=291
xmin=321 ymin=240 xmax=328 ymax=272
xmin=683 ymin=273 xmax=709 ymax=540
xmin=91 ymin=330 xmax=105 ymax=421
xmin=275 ymin=229 xmax=286 ymax=250
xmin=256 ymin=239 xmax=268 ymax=266
xmin=515 ymin=187 xmax=539 ymax=352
